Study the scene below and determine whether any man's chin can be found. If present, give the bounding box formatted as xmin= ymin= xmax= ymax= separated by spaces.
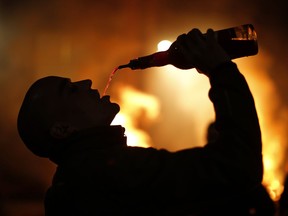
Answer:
xmin=108 ymin=104 xmax=121 ymax=125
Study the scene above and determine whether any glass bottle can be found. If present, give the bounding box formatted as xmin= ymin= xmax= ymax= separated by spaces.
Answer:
xmin=119 ymin=24 xmax=258 ymax=70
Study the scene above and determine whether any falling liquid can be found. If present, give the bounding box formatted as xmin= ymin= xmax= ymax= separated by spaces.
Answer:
xmin=102 ymin=66 xmax=119 ymax=96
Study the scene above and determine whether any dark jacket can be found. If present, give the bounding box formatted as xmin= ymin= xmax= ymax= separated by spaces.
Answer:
xmin=45 ymin=62 xmax=263 ymax=215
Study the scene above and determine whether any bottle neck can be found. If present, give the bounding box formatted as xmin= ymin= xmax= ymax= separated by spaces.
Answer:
xmin=129 ymin=51 xmax=170 ymax=69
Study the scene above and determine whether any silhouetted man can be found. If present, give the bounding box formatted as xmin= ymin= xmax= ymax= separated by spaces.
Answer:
xmin=17 ymin=29 xmax=263 ymax=215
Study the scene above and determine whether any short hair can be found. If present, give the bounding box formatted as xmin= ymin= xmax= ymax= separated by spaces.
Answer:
xmin=17 ymin=77 xmax=61 ymax=158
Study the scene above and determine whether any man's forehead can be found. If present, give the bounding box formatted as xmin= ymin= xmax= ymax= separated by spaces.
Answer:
xmin=36 ymin=76 xmax=70 ymax=89
xmin=30 ymin=76 xmax=70 ymax=100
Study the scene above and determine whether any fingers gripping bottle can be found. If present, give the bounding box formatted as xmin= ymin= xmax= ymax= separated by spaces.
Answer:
xmin=119 ymin=24 xmax=258 ymax=70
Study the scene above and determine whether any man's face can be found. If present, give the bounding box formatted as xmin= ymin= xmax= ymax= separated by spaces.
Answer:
xmin=35 ymin=76 xmax=120 ymax=129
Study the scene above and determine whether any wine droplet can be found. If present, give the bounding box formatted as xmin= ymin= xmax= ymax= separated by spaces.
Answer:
xmin=102 ymin=67 xmax=119 ymax=96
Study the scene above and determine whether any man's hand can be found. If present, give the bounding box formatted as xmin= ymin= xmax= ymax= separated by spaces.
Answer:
xmin=175 ymin=28 xmax=231 ymax=76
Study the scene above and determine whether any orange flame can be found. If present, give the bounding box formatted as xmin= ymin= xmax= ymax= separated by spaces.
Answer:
xmin=111 ymin=52 xmax=287 ymax=201
xmin=111 ymin=85 xmax=160 ymax=148
xmin=237 ymin=53 xmax=288 ymax=201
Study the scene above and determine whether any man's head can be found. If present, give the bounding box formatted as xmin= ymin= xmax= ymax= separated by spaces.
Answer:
xmin=17 ymin=76 xmax=120 ymax=157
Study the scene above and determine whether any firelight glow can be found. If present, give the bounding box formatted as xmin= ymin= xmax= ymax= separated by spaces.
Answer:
xmin=157 ymin=40 xmax=172 ymax=51
xmin=110 ymin=42 xmax=287 ymax=202
xmin=111 ymin=85 xmax=160 ymax=148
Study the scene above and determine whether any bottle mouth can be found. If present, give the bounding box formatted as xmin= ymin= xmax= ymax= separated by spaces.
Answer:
xmin=232 ymin=24 xmax=257 ymax=41
xmin=118 ymin=63 xmax=130 ymax=69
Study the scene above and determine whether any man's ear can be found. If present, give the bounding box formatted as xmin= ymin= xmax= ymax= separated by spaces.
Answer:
xmin=50 ymin=122 xmax=77 ymax=139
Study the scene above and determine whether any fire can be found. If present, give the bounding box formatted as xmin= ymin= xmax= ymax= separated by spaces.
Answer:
xmin=111 ymin=85 xmax=160 ymax=148
xmin=110 ymin=51 xmax=288 ymax=201
xmin=237 ymin=53 xmax=288 ymax=201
